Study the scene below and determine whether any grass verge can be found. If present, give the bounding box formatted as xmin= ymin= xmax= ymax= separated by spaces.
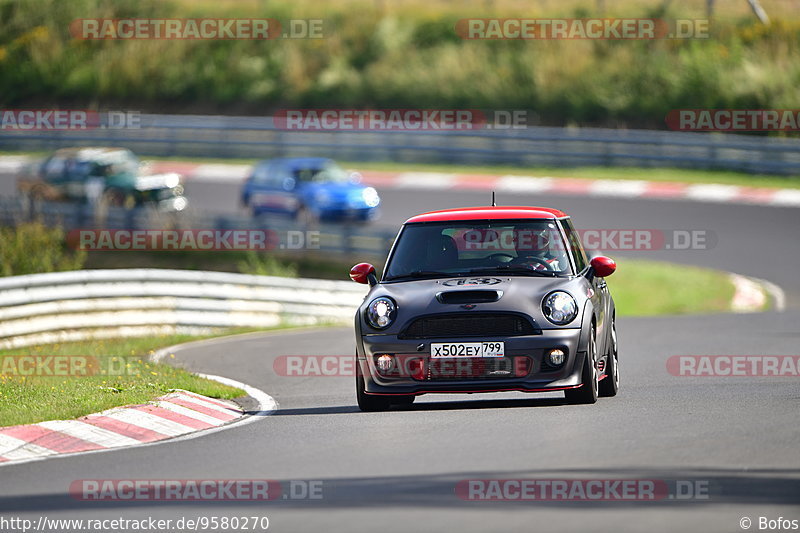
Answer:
xmin=607 ymin=258 xmax=737 ymax=316
xmin=0 ymin=329 xmax=274 ymax=427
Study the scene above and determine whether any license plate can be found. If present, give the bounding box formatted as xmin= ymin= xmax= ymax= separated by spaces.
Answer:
xmin=430 ymin=342 xmax=505 ymax=358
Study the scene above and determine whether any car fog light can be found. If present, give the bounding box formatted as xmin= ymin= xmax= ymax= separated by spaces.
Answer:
xmin=547 ymin=349 xmax=566 ymax=366
xmin=376 ymin=354 xmax=395 ymax=372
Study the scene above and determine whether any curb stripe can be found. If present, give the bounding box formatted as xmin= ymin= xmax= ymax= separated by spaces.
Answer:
xmin=38 ymin=420 xmax=142 ymax=448
xmin=171 ymin=394 xmax=241 ymax=417
xmin=0 ymin=433 xmax=56 ymax=461
xmin=0 ymin=381 xmax=264 ymax=467
xmin=162 ymin=398 xmax=237 ymax=421
xmin=153 ymin=400 xmax=227 ymax=426
xmin=130 ymin=404 xmax=213 ymax=430
xmin=496 ymin=175 xmax=554 ymax=193
xmin=178 ymin=390 xmax=240 ymax=410
xmin=0 ymin=425 xmax=102 ymax=454
xmin=103 ymin=408 xmax=196 ymax=437
xmin=80 ymin=415 xmax=168 ymax=442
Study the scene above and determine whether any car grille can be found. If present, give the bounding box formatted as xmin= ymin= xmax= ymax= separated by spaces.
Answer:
xmin=425 ymin=356 xmax=528 ymax=381
xmin=399 ymin=313 xmax=539 ymax=339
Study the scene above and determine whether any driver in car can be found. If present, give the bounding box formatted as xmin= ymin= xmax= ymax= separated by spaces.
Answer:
xmin=510 ymin=225 xmax=569 ymax=272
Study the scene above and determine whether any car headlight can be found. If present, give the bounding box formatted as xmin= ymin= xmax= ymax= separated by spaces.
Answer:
xmin=362 ymin=187 xmax=380 ymax=208
xmin=366 ymin=297 xmax=396 ymax=329
xmin=542 ymin=291 xmax=578 ymax=325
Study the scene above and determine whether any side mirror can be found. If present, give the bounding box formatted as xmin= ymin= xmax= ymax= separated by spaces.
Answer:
xmin=350 ymin=262 xmax=377 ymax=286
xmin=590 ymin=256 xmax=616 ymax=278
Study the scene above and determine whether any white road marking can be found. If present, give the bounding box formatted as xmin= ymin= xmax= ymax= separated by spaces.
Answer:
xmin=747 ymin=277 xmax=787 ymax=312
xmin=196 ymin=373 xmax=278 ymax=417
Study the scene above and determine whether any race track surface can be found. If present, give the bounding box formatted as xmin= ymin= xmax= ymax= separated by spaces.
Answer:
xmin=1 ymin=178 xmax=799 ymax=533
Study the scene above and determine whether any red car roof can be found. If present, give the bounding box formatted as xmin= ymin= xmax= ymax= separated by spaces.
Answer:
xmin=405 ymin=206 xmax=568 ymax=224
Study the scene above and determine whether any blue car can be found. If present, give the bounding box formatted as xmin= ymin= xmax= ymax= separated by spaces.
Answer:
xmin=241 ymin=158 xmax=380 ymax=223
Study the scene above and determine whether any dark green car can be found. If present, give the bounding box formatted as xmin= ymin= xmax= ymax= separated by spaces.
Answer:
xmin=17 ymin=147 xmax=187 ymax=212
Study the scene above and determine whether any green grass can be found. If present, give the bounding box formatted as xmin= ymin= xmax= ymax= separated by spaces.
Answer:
xmin=1 ymin=0 xmax=799 ymax=129
xmin=345 ymin=161 xmax=800 ymax=190
xmin=607 ymin=258 xmax=738 ymax=316
xmin=0 ymin=331 xmax=263 ymax=427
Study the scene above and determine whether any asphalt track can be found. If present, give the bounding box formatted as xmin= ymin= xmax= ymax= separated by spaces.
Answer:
xmin=1 ymin=175 xmax=799 ymax=532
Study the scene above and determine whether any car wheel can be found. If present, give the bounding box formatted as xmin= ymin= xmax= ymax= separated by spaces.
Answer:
xmin=101 ymin=188 xmax=126 ymax=207
xmin=356 ymin=368 xmax=391 ymax=412
xmin=599 ymin=316 xmax=619 ymax=397
xmin=564 ymin=325 xmax=599 ymax=405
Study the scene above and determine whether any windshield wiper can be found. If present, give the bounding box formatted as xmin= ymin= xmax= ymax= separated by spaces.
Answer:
xmin=385 ymin=270 xmax=458 ymax=281
xmin=468 ymin=265 xmax=559 ymax=277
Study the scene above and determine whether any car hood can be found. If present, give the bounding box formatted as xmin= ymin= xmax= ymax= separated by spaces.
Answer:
xmin=364 ymin=275 xmax=589 ymax=332
xmin=304 ymin=182 xmax=374 ymax=202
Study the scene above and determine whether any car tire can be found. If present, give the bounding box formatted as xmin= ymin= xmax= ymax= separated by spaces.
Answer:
xmin=599 ymin=316 xmax=619 ymax=397
xmin=564 ymin=325 xmax=599 ymax=405
xmin=101 ymin=188 xmax=126 ymax=207
xmin=390 ymin=395 xmax=415 ymax=406
xmin=356 ymin=371 xmax=391 ymax=412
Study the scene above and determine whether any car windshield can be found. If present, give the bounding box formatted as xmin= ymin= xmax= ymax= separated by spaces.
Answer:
xmin=384 ymin=220 xmax=573 ymax=280
xmin=293 ymin=162 xmax=349 ymax=183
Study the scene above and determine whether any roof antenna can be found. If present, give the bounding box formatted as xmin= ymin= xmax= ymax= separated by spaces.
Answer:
xmin=491 ymin=191 xmax=496 ymax=207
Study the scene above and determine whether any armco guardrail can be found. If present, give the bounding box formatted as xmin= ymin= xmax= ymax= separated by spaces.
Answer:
xmin=0 ymin=114 xmax=798 ymax=175
xmin=0 ymin=269 xmax=368 ymax=349
xmin=0 ymin=196 xmax=397 ymax=258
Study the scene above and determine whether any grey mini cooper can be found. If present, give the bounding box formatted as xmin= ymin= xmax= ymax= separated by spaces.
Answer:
xmin=349 ymin=206 xmax=619 ymax=411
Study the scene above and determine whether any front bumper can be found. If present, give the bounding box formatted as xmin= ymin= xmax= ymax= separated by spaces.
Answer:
xmin=318 ymin=206 xmax=379 ymax=222
xmin=357 ymin=329 xmax=585 ymax=395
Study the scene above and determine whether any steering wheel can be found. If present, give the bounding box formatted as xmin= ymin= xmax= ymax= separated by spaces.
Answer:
xmin=515 ymin=256 xmax=553 ymax=271
xmin=487 ymin=253 xmax=515 ymax=263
